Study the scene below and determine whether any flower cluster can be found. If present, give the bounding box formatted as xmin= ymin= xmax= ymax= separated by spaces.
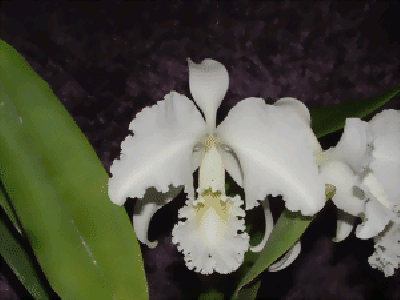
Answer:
xmin=108 ymin=58 xmax=399 ymax=276
xmin=317 ymin=109 xmax=400 ymax=276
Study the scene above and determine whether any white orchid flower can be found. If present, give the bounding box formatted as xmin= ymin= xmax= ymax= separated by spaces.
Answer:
xmin=317 ymin=109 xmax=399 ymax=276
xmin=108 ymin=58 xmax=326 ymax=274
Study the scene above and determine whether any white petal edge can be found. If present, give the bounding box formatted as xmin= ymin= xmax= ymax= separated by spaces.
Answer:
xmin=360 ymin=172 xmax=392 ymax=210
xmin=273 ymin=97 xmax=311 ymax=126
xmin=191 ymin=147 xmax=204 ymax=174
xmin=132 ymin=185 xmax=184 ymax=248
xmin=333 ymin=208 xmax=356 ymax=242
xmin=108 ymin=92 xmax=206 ymax=205
xmin=219 ymin=147 xmax=244 ymax=188
xmin=323 ymin=118 xmax=371 ymax=174
xmin=216 ymin=97 xmax=325 ymax=215
xmin=188 ymin=58 xmax=229 ymax=132
xmin=368 ymin=220 xmax=400 ymax=277
xmin=268 ymin=240 xmax=301 ymax=272
xmin=355 ymin=199 xmax=392 ymax=240
xmin=250 ymin=196 xmax=274 ymax=253
xmin=368 ymin=109 xmax=400 ymax=208
xmin=319 ymin=160 xmax=364 ymax=216
xmin=171 ymin=194 xmax=250 ymax=274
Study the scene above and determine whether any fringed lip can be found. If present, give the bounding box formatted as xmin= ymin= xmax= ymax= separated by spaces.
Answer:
xmin=171 ymin=193 xmax=249 ymax=274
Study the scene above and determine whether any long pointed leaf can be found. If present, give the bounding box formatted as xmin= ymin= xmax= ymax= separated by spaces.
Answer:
xmin=0 ymin=81 xmax=112 ymax=298
xmin=0 ymin=181 xmax=22 ymax=234
xmin=311 ymin=86 xmax=399 ymax=138
xmin=232 ymin=193 xmax=335 ymax=300
xmin=0 ymin=196 xmax=49 ymax=299
xmin=0 ymin=40 xmax=149 ymax=299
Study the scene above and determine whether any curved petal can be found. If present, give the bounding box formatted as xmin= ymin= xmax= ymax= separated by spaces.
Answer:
xmin=191 ymin=146 xmax=204 ymax=174
xmin=219 ymin=146 xmax=244 ymax=188
xmin=268 ymin=240 xmax=301 ymax=272
xmin=323 ymin=118 xmax=371 ymax=174
xmin=133 ymin=185 xmax=184 ymax=248
xmin=355 ymin=199 xmax=392 ymax=239
xmin=188 ymin=58 xmax=229 ymax=132
xmin=368 ymin=109 xmax=400 ymax=208
xmin=368 ymin=221 xmax=400 ymax=277
xmin=273 ymin=97 xmax=311 ymax=126
xmin=250 ymin=196 xmax=274 ymax=253
xmin=216 ymin=97 xmax=325 ymax=215
xmin=108 ymin=92 xmax=206 ymax=205
xmin=172 ymin=193 xmax=249 ymax=274
xmin=360 ymin=172 xmax=392 ymax=210
xmin=319 ymin=161 xmax=365 ymax=216
xmin=333 ymin=208 xmax=356 ymax=242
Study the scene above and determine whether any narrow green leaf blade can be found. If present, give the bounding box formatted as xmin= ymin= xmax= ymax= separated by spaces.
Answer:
xmin=236 ymin=279 xmax=261 ymax=300
xmin=0 ymin=196 xmax=49 ymax=299
xmin=311 ymin=86 xmax=399 ymax=138
xmin=232 ymin=211 xmax=314 ymax=300
xmin=198 ymin=288 xmax=225 ymax=300
xmin=0 ymin=181 xmax=22 ymax=234
xmin=232 ymin=192 xmax=335 ymax=300
xmin=0 ymin=82 xmax=113 ymax=298
xmin=0 ymin=39 xmax=149 ymax=299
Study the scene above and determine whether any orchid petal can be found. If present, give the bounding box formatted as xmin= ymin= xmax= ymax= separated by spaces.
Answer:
xmin=216 ymin=97 xmax=325 ymax=215
xmin=323 ymin=118 xmax=371 ymax=174
xmin=172 ymin=194 xmax=249 ymax=274
xmin=191 ymin=148 xmax=204 ymax=174
xmin=132 ymin=185 xmax=184 ymax=248
xmin=108 ymin=92 xmax=206 ymax=205
xmin=188 ymin=58 xmax=229 ymax=132
xmin=250 ymin=196 xmax=274 ymax=253
xmin=356 ymin=199 xmax=392 ymax=240
xmin=274 ymin=97 xmax=311 ymax=126
xmin=360 ymin=172 xmax=392 ymax=210
xmin=319 ymin=161 xmax=364 ymax=216
xmin=268 ymin=240 xmax=301 ymax=272
xmin=368 ymin=221 xmax=400 ymax=277
xmin=333 ymin=209 xmax=356 ymax=242
xmin=368 ymin=109 xmax=400 ymax=208
xmin=219 ymin=147 xmax=244 ymax=188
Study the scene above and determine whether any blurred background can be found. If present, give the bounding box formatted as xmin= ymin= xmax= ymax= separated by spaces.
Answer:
xmin=0 ymin=0 xmax=399 ymax=299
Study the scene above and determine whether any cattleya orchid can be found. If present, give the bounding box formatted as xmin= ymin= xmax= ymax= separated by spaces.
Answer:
xmin=317 ymin=109 xmax=400 ymax=276
xmin=108 ymin=58 xmax=327 ymax=274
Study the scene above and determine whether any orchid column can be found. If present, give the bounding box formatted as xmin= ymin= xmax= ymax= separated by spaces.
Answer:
xmin=172 ymin=136 xmax=249 ymax=274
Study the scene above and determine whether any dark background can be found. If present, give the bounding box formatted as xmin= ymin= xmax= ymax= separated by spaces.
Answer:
xmin=0 ymin=0 xmax=399 ymax=299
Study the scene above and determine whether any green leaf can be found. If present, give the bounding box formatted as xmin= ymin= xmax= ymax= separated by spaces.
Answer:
xmin=0 ymin=191 xmax=49 ymax=299
xmin=0 ymin=179 xmax=22 ymax=234
xmin=198 ymin=288 xmax=225 ymax=300
xmin=311 ymin=86 xmax=399 ymax=138
xmin=0 ymin=40 xmax=149 ymax=299
xmin=235 ymin=279 xmax=262 ymax=300
xmin=232 ymin=205 xmax=324 ymax=300
xmin=0 ymin=80 xmax=112 ymax=298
